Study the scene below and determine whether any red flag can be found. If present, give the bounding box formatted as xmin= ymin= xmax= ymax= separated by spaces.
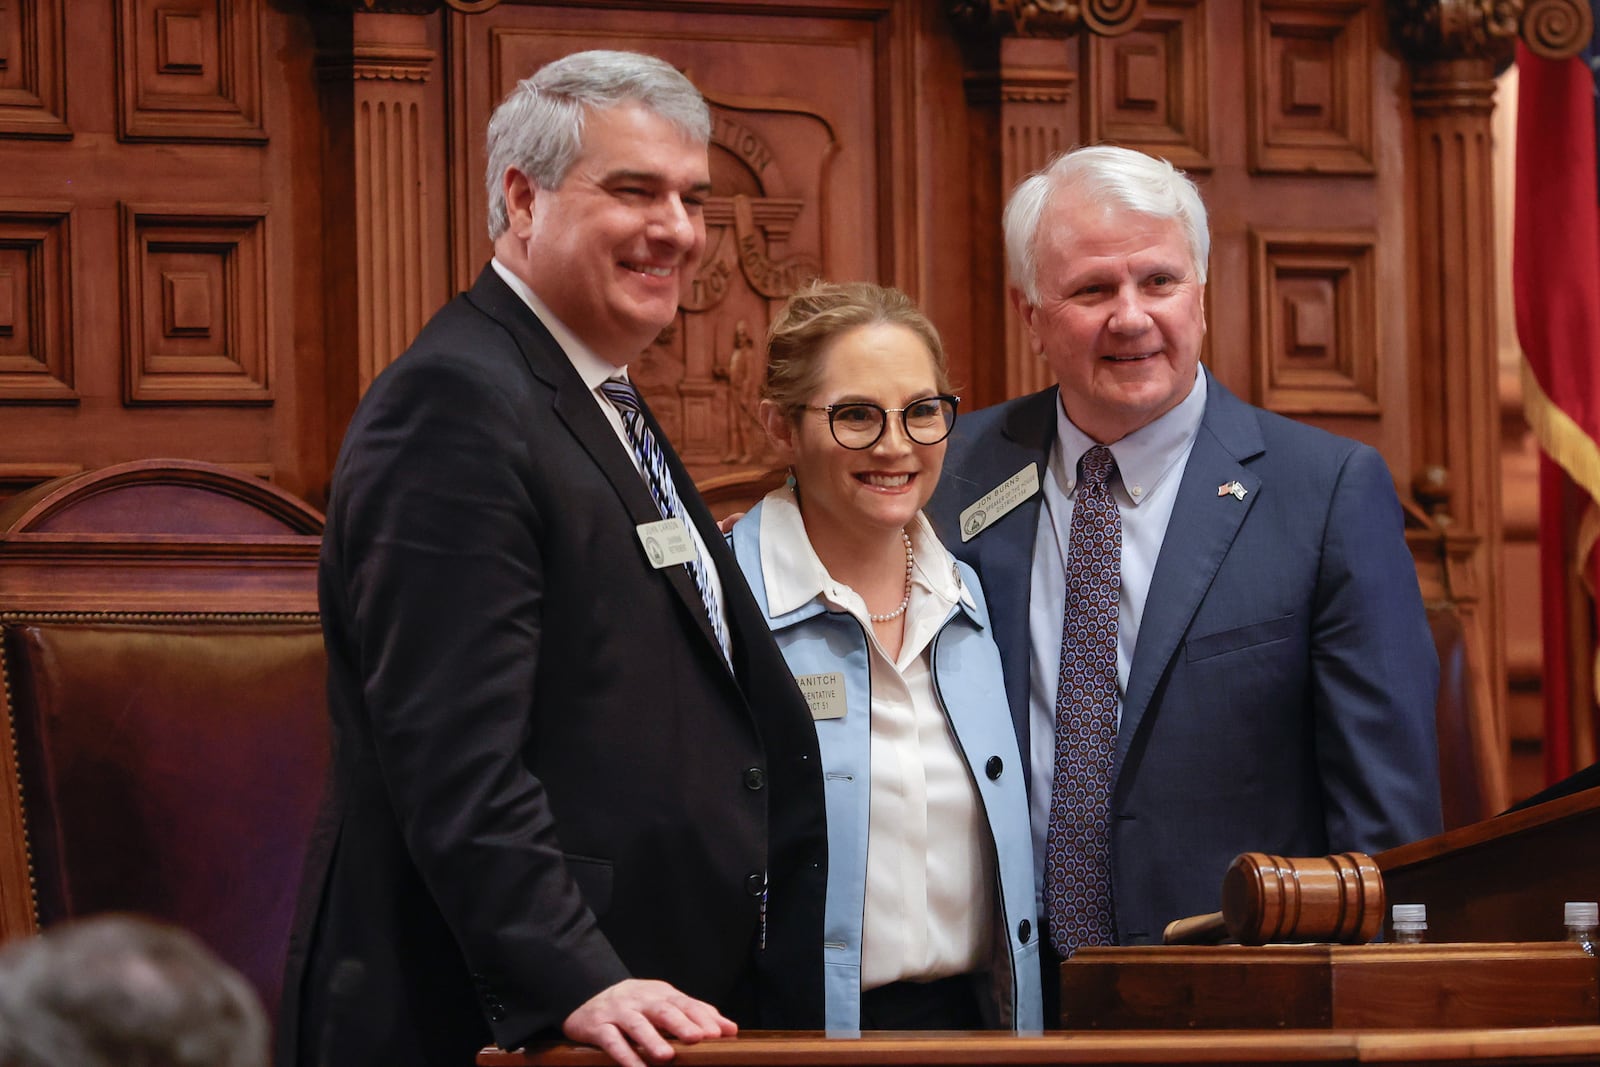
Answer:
xmin=1514 ymin=36 xmax=1600 ymax=782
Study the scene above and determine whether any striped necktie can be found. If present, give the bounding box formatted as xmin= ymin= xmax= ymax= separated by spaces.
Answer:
xmin=1045 ymin=443 xmax=1121 ymax=957
xmin=599 ymin=377 xmax=732 ymax=664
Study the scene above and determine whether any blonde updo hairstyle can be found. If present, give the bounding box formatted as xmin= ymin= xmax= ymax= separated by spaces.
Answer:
xmin=763 ymin=280 xmax=950 ymax=417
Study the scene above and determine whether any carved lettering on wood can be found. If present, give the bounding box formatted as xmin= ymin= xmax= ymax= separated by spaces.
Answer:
xmin=1250 ymin=228 xmax=1379 ymax=415
xmin=1248 ymin=0 xmax=1374 ymax=174
xmin=1086 ymin=0 xmax=1211 ymax=170
xmin=121 ymin=202 xmax=271 ymax=404
xmin=0 ymin=0 xmax=68 ymax=139
xmin=116 ymin=0 xmax=265 ymax=143
xmin=0 ymin=202 xmax=72 ymax=403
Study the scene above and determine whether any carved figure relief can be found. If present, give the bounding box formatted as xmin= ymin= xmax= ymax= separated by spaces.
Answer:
xmin=716 ymin=320 xmax=762 ymax=463
xmin=631 ymin=97 xmax=833 ymax=484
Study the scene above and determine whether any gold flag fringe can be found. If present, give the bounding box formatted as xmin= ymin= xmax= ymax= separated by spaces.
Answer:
xmin=1521 ymin=358 xmax=1600 ymax=712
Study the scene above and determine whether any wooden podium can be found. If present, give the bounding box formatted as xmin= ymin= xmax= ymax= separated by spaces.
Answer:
xmin=1377 ymin=785 xmax=1600 ymax=944
xmin=1058 ymin=942 xmax=1598 ymax=1030
xmin=1056 ymin=787 xmax=1600 ymax=1032
xmin=485 ymin=786 xmax=1600 ymax=1066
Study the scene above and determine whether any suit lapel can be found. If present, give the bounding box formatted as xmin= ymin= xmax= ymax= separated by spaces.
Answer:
xmin=963 ymin=390 xmax=1058 ymax=764
xmin=1115 ymin=371 xmax=1265 ymax=778
xmin=466 ymin=267 xmax=729 ymax=670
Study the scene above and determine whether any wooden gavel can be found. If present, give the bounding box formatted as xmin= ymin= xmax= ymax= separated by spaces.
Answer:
xmin=1162 ymin=852 xmax=1386 ymax=945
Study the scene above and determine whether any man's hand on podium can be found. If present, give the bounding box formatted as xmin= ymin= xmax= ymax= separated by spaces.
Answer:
xmin=563 ymin=978 xmax=738 ymax=1067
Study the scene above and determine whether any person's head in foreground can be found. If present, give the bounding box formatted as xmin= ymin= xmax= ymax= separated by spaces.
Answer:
xmin=0 ymin=914 xmax=268 ymax=1067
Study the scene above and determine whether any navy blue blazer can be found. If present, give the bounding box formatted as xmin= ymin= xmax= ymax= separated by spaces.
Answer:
xmin=926 ymin=370 xmax=1443 ymax=943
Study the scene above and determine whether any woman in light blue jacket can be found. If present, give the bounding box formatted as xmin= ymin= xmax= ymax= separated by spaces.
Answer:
xmin=728 ymin=281 xmax=1041 ymax=1032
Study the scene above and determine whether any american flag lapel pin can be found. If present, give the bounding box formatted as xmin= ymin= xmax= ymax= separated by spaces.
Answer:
xmin=1218 ymin=480 xmax=1247 ymax=500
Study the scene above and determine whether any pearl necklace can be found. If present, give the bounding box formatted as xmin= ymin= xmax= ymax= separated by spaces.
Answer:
xmin=868 ymin=531 xmax=915 ymax=623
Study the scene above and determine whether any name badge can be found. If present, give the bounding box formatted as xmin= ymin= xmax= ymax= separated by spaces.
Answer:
xmin=960 ymin=463 xmax=1041 ymax=541
xmin=635 ymin=517 xmax=699 ymax=569
xmin=794 ymin=671 xmax=847 ymax=720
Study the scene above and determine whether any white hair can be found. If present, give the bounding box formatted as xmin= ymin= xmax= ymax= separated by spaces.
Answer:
xmin=1003 ymin=145 xmax=1211 ymax=303
xmin=484 ymin=50 xmax=711 ymax=239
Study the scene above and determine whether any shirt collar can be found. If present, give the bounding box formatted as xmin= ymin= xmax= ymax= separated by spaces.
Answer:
xmin=757 ymin=489 xmax=972 ymax=619
xmin=907 ymin=511 xmax=971 ymax=608
xmin=491 ymin=258 xmax=623 ymax=391
xmin=1050 ymin=366 xmax=1208 ymax=506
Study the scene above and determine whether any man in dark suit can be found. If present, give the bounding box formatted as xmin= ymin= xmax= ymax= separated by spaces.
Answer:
xmin=281 ymin=51 xmax=827 ymax=1067
xmin=926 ymin=145 xmax=1442 ymax=1013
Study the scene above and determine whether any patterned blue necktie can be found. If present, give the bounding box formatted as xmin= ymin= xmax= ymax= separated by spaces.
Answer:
xmin=1045 ymin=444 xmax=1120 ymax=957
xmin=599 ymin=377 xmax=732 ymax=664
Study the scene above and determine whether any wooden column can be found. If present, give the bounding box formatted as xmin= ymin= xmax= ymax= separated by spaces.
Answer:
xmin=948 ymin=0 xmax=1145 ymax=407
xmin=1413 ymin=48 xmax=1506 ymax=780
xmin=313 ymin=4 xmax=447 ymax=481
xmin=1392 ymin=0 xmax=1591 ymax=789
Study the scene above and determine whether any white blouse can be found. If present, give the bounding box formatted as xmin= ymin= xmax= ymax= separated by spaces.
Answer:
xmin=758 ymin=491 xmax=995 ymax=988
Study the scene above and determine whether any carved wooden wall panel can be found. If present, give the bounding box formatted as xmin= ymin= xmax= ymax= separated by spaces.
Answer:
xmin=1249 ymin=228 xmax=1378 ymax=416
xmin=0 ymin=1 xmax=329 ymax=507
xmin=0 ymin=202 xmax=72 ymax=403
xmin=120 ymin=203 xmax=271 ymax=404
xmin=1085 ymin=0 xmax=1210 ymax=170
xmin=0 ymin=0 xmax=68 ymax=139
xmin=1246 ymin=0 xmax=1373 ymax=174
xmin=115 ymin=0 xmax=265 ymax=143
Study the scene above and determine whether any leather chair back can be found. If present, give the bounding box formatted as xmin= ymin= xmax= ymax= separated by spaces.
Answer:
xmin=0 ymin=616 xmax=327 ymax=1018
xmin=0 ymin=461 xmax=326 ymax=1022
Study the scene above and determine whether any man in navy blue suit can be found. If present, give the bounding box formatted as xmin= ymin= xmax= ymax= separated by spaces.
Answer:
xmin=927 ymin=145 xmax=1442 ymax=1014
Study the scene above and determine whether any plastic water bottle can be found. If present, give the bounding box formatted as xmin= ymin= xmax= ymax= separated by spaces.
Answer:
xmin=1564 ymin=901 xmax=1598 ymax=956
xmin=1391 ymin=903 xmax=1427 ymax=944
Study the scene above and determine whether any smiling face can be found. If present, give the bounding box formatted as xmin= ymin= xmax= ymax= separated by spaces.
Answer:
xmin=497 ymin=101 xmax=710 ymax=366
xmin=1020 ymin=195 xmax=1206 ymax=443
xmin=766 ymin=323 xmax=948 ymax=542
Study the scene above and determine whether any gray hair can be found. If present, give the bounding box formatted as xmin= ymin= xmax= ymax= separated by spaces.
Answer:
xmin=484 ymin=50 xmax=711 ymax=239
xmin=1004 ymin=145 xmax=1210 ymax=303
xmin=0 ymin=915 xmax=268 ymax=1067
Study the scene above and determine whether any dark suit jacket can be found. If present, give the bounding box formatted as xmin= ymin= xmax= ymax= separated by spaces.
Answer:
xmin=926 ymin=371 xmax=1442 ymax=943
xmin=279 ymin=266 xmax=827 ymax=1066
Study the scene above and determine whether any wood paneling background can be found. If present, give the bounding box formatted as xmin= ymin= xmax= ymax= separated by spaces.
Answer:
xmin=0 ymin=0 xmax=1581 ymax=804
xmin=0 ymin=0 xmax=330 ymax=499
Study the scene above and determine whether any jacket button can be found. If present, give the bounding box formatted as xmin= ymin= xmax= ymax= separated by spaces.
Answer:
xmin=745 ymin=872 xmax=765 ymax=896
xmin=488 ymin=1004 xmax=506 ymax=1022
xmin=1018 ymin=919 xmax=1032 ymax=944
xmin=744 ymin=766 xmax=766 ymax=790
xmin=985 ymin=756 xmax=1003 ymax=780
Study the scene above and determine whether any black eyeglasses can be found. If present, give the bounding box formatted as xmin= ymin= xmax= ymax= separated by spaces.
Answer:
xmin=802 ymin=394 xmax=960 ymax=450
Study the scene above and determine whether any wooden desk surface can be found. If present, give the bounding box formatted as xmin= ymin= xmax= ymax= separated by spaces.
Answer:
xmin=480 ymin=1027 xmax=1600 ymax=1066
